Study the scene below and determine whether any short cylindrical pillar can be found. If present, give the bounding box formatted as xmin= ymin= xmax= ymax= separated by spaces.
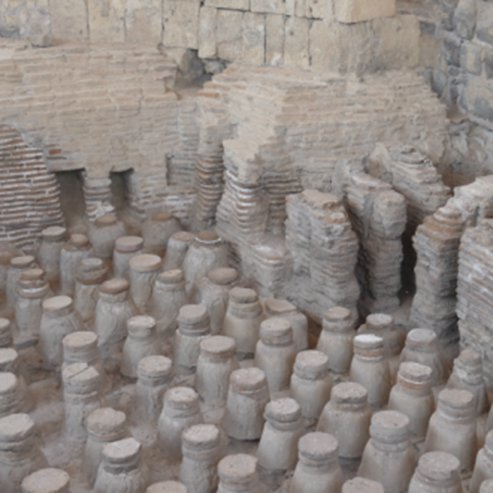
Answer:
xmin=94 ymin=437 xmax=146 ymax=493
xmin=59 ymin=233 xmax=91 ymax=296
xmin=290 ymin=350 xmax=332 ymax=422
xmin=317 ymin=306 xmax=355 ymax=374
xmin=196 ymin=335 xmax=238 ymax=406
xmin=39 ymin=295 xmax=83 ymax=369
xmin=223 ymin=287 xmax=264 ymax=359
xmin=257 ymin=398 xmax=303 ymax=472
xmin=217 ymin=454 xmax=258 ymax=493
xmin=135 ymin=355 xmax=173 ymax=424
xmin=128 ymin=254 xmax=162 ymax=311
xmin=255 ymin=317 xmax=296 ymax=397
xmin=62 ymin=363 xmax=101 ymax=443
xmin=36 ymin=225 xmax=67 ymax=284
xmin=121 ymin=315 xmax=160 ymax=378
xmin=290 ymin=431 xmax=343 ymax=493
xmin=83 ymin=407 xmax=127 ymax=487
xmin=162 ymin=230 xmax=195 ymax=271
xmin=113 ymin=236 xmax=144 ymax=279
xmin=317 ymin=381 xmax=371 ymax=460
xmin=174 ymin=304 xmax=210 ymax=375
xmin=180 ymin=424 xmax=222 ymax=493
xmin=0 ymin=413 xmax=47 ymax=493
xmin=224 ymin=367 xmax=269 ymax=441
xmin=408 ymin=451 xmax=462 ymax=493
xmin=424 ymin=388 xmax=477 ymax=475
xmin=74 ymin=257 xmax=108 ymax=323
xmin=158 ymin=386 xmax=202 ymax=461
xmin=358 ymin=410 xmax=416 ymax=493
xmin=349 ymin=334 xmax=390 ymax=409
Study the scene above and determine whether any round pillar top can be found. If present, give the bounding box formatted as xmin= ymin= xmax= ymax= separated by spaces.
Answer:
xmin=416 ymin=451 xmax=461 ymax=483
xmin=260 ymin=317 xmax=293 ymax=345
xmin=164 ymin=386 xmax=199 ymax=411
xmin=63 ymin=331 xmax=98 ymax=350
xmin=95 ymin=213 xmax=117 ymax=227
xmin=41 ymin=226 xmax=67 ymax=241
xmin=69 ymin=233 xmax=89 ymax=248
xmin=354 ymin=333 xmax=384 ymax=350
xmin=103 ymin=437 xmax=141 ymax=463
xmin=115 ymin=235 xmax=143 ymax=253
xmin=151 ymin=211 xmax=173 ymax=222
xmin=146 ymin=481 xmax=188 ymax=493
xmin=86 ymin=407 xmax=127 ymax=439
xmin=129 ymin=254 xmax=162 ymax=272
xmin=0 ymin=371 xmax=17 ymax=393
xmin=42 ymin=295 xmax=73 ymax=314
xmin=229 ymin=367 xmax=267 ymax=393
xmin=100 ymin=278 xmax=129 ymax=295
xmin=218 ymin=454 xmax=258 ymax=484
xmin=398 ymin=361 xmax=433 ymax=384
xmin=137 ymin=355 xmax=173 ymax=381
xmin=370 ymin=410 xmax=410 ymax=443
xmin=182 ymin=424 xmax=220 ymax=451
xmin=298 ymin=431 xmax=338 ymax=462
xmin=229 ymin=287 xmax=258 ymax=304
xmin=265 ymin=397 xmax=301 ymax=423
xmin=294 ymin=350 xmax=329 ymax=379
xmin=342 ymin=477 xmax=384 ymax=493
xmin=157 ymin=269 xmax=184 ymax=284
xmin=21 ymin=468 xmax=70 ymax=493
xmin=0 ymin=413 xmax=35 ymax=442
xmin=208 ymin=267 xmax=239 ymax=286
xmin=331 ymin=381 xmax=368 ymax=405
xmin=265 ymin=297 xmax=297 ymax=315
xmin=10 ymin=255 xmax=35 ymax=268
xmin=406 ymin=328 xmax=437 ymax=349
xmin=200 ymin=335 xmax=236 ymax=358
xmin=366 ymin=313 xmax=393 ymax=331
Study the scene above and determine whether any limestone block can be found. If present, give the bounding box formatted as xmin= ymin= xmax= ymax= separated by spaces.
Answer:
xmin=242 ymin=12 xmax=265 ymax=65
xmin=163 ymin=0 xmax=200 ymax=49
xmin=284 ymin=16 xmax=310 ymax=69
xmin=265 ymin=14 xmax=284 ymax=65
xmin=48 ymin=0 xmax=88 ymax=41
xmin=460 ymin=42 xmax=482 ymax=75
xmin=125 ymin=0 xmax=162 ymax=45
xmin=309 ymin=20 xmax=333 ymax=71
xmin=216 ymin=9 xmax=244 ymax=61
xmin=476 ymin=1 xmax=493 ymax=46
xmin=88 ymin=0 xmax=125 ymax=43
xmin=334 ymin=0 xmax=395 ymax=23
xmin=199 ymin=6 xmax=217 ymax=58
xmin=251 ymin=0 xmax=285 ymax=14
xmin=453 ymin=0 xmax=476 ymax=40
xmin=19 ymin=7 xmax=52 ymax=47
xmin=206 ymin=0 xmax=249 ymax=10
xmin=306 ymin=0 xmax=329 ymax=18
xmin=286 ymin=0 xmax=307 ymax=17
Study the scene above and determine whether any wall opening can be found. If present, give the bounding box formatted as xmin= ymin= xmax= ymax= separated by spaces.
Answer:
xmin=55 ymin=169 xmax=85 ymax=230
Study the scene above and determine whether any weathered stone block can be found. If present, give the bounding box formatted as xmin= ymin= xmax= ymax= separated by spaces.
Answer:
xmin=199 ymin=6 xmax=217 ymax=58
xmin=251 ymin=0 xmax=285 ymax=14
xmin=306 ymin=0 xmax=328 ymax=18
xmin=206 ymin=0 xmax=249 ymax=9
xmin=242 ymin=12 xmax=265 ymax=65
xmin=309 ymin=20 xmax=332 ymax=71
xmin=216 ymin=9 xmax=244 ymax=61
xmin=265 ymin=14 xmax=284 ymax=65
xmin=163 ymin=0 xmax=200 ymax=49
xmin=453 ymin=0 xmax=476 ymax=39
xmin=125 ymin=0 xmax=162 ymax=44
xmin=334 ymin=0 xmax=395 ymax=23
xmin=484 ymin=49 xmax=493 ymax=79
xmin=461 ymin=42 xmax=482 ymax=75
xmin=49 ymin=0 xmax=88 ymax=41
xmin=88 ymin=0 xmax=125 ymax=43
xmin=442 ymin=33 xmax=462 ymax=67
xmin=284 ymin=16 xmax=309 ymax=69
xmin=477 ymin=1 xmax=493 ymax=46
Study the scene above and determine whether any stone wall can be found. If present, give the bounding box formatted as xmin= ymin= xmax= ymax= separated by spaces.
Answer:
xmin=0 ymin=39 xmax=197 ymax=222
xmin=0 ymin=0 xmax=420 ymax=74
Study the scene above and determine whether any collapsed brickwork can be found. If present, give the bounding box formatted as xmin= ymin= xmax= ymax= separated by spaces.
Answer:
xmin=411 ymin=175 xmax=493 ymax=343
xmin=457 ymin=218 xmax=493 ymax=353
xmin=0 ymin=125 xmax=63 ymax=251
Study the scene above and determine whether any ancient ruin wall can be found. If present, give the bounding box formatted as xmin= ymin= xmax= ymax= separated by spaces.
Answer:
xmin=0 ymin=124 xmax=63 ymax=251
